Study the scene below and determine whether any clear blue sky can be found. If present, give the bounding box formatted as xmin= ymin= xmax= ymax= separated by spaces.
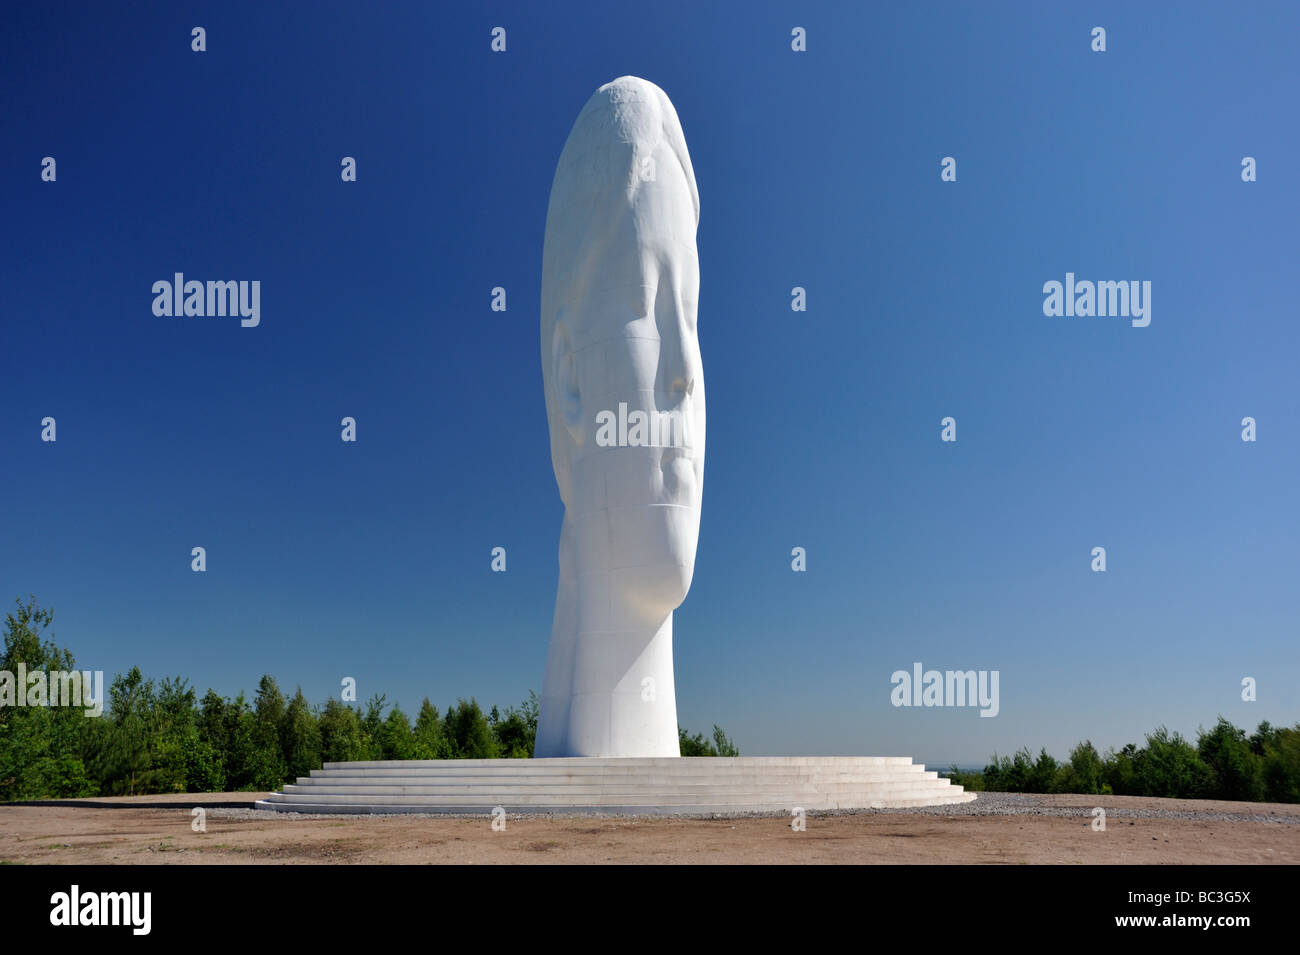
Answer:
xmin=2 ymin=1 xmax=1296 ymax=767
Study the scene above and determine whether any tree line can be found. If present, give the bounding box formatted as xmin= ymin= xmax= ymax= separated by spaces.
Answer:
xmin=16 ymin=596 xmax=1290 ymax=804
xmin=945 ymin=720 xmax=1300 ymax=803
xmin=0 ymin=596 xmax=738 ymax=800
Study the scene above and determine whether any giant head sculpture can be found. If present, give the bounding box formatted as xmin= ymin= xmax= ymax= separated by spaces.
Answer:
xmin=537 ymin=76 xmax=705 ymax=757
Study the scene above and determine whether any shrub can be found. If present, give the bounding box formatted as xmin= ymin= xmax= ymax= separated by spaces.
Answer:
xmin=1197 ymin=717 xmax=1264 ymax=801
xmin=443 ymin=699 xmax=497 ymax=759
xmin=1056 ymin=740 xmax=1104 ymax=794
xmin=1134 ymin=727 xmax=1212 ymax=799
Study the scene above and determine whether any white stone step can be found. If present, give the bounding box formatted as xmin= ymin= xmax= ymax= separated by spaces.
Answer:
xmin=254 ymin=793 xmax=975 ymax=814
xmin=289 ymin=770 xmax=939 ymax=787
xmin=257 ymin=756 xmax=974 ymax=814
xmin=322 ymin=756 xmax=920 ymax=770
xmin=308 ymin=764 xmax=930 ymax=779
xmin=278 ymin=782 xmax=948 ymax=799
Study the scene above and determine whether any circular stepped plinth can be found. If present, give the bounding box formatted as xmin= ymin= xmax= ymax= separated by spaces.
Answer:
xmin=255 ymin=756 xmax=975 ymax=815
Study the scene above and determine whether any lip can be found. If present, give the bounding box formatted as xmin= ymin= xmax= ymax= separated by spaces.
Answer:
xmin=657 ymin=446 xmax=698 ymax=483
xmin=659 ymin=446 xmax=697 ymax=505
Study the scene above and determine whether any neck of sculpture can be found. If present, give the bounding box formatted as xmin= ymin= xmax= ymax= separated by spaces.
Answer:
xmin=535 ymin=518 xmax=681 ymax=758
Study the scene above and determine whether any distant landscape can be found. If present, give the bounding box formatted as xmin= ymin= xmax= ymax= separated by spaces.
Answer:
xmin=0 ymin=596 xmax=737 ymax=801
xmin=3 ymin=595 xmax=1295 ymax=804
xmin=943 ymin=720 xmax=1299 ymax=803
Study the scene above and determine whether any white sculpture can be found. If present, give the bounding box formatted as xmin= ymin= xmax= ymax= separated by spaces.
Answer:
xmin=537 ymin=77 xmax=705 ymax=757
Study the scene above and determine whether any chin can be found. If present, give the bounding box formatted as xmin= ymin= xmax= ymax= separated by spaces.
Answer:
xmin=629 ymin=556 xmax=696 ymax=616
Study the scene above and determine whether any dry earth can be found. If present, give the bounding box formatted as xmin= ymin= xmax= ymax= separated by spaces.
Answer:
xmin=1 ymin=792 xmax=1296 ymax=864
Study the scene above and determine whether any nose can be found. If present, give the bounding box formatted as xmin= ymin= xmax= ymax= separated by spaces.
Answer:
xmin=655 ymin=285 xmax=694 ymax=405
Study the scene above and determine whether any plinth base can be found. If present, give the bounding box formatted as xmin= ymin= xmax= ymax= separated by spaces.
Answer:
xmin=254 ymin=756 xmax=975 ymax=815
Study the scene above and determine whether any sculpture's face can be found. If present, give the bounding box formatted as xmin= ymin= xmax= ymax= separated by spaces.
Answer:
xmin=553 ymin=151 xmax=705 ymax=615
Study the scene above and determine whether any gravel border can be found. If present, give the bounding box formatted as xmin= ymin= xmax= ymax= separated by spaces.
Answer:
xmin=203 ymin=792 xmax=1300 ymax=825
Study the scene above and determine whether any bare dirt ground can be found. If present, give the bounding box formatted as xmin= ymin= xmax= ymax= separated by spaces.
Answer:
xmin=1 ymin=792 xmax=1296 ymax=864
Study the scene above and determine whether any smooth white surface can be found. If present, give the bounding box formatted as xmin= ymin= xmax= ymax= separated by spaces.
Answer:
xmin=255 ymin=757 xmax=977 ymax=814
xmin=537 ymin=77 xmax=705 ymax=757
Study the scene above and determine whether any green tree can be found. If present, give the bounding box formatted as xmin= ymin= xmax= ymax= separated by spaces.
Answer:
xmin=711 ymin=725 xmax=740 ymax=757
xmin=150 ymin=675 xmax=203 ymax=792
xmin=413 ymin=698 xmax=450 ymax=759
xmin=361 ymin=694 xmax=388 ymax=759
xmin=1027 ymin=748 xmax=1059 ymax=793
xmin=1259 ymin=724 xmax=1300 ymax=803
xmin=676 ymin=725 xmax=740 ymax=757
xmin=248 ymin=675 xmax=288 ymax=789
xmin=280 ymin=687 xmax=322 ymax=781
xmin=1197 ymin=717 xmax=1264 ymax=801
xmin=105 ymin=667 xmax=155 ymax=795
xmin=1135 ymin=726 xmax=1212 ymax=799
xmin=1248 ymin=721 xmax=1276 ymax=756
xmin=378 ymin=705 xmax=415 ymax=760
xmin=0 ymin=597 xmax=95 ymax=799
xmin=319 ymin=699 xmax=369 ymax=763
xmin=1056 ymin=740 xmax=1105 ymax=794
xmin=1103 ymin=743 xmax=1141 ymax=795
xmin=193 ymin=689 xmax=229 ymax=790
xmin=490 ymin=692 xmax=539 ymax=758
xmin=220 ymin=693 xmax=258 ymax=790
xmin=983 ymin=748 xmax=1035 ymax=792
xmin=198 ymin=690 xmax=228 ymax=759
xmin=443 ymin=699 xmax=497 ymax=758
xmin=944 ymin=767 xmax=986 ymax=791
